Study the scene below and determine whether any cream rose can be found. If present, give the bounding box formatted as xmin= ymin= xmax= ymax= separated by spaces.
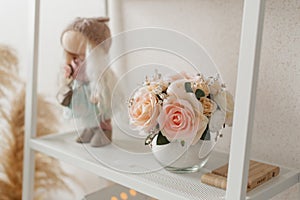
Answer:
xmin=167 ymin=79 xmax=202 ymax=112
xmin=157 ymin=97 xmax=208 ymax=144
xmin=213 ymin=90 xmax=234 ymax=126
xmin=209 ymin=109 xmax=226 ymax=132
xmin=129 ymin=87 xmax=161 ymax=132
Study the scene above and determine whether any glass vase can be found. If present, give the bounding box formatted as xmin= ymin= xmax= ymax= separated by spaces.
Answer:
xmin=150 ymin=132 xmax=219 ymax=173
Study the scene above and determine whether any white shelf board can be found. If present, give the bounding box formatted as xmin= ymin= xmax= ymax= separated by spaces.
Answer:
xmin=30 ymin=132 xmax=299 ymax=200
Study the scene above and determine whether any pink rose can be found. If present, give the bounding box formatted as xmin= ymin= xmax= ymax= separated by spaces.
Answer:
xmin=129 ymin=87 xmax=161 ymax=132
xmin=157 ymin=97 xmax=208 ymax=144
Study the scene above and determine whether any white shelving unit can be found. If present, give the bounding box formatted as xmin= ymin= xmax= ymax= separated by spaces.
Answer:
xmin=22 ymin=0 xmax=299 ymax=199
xmin=29 ymin=132 xmax=299 ymax=200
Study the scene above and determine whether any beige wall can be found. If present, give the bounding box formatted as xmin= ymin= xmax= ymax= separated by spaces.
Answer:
xmin=117 ymin=0 xmax=300 ymax=199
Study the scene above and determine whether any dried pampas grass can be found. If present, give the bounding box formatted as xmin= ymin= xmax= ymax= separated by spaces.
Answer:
xmin=0 ymin=45 xmax=72 ymax=200
xmin=0 ymin=45 xmax=20 ymax=98
xmin=0 ymin=44 xmax=18 ymax=71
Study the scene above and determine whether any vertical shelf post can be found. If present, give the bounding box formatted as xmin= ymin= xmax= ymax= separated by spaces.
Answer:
xmin=107 ymin=0 xmax=128 ymax=85
xmin=226 ymin=0 xmax=265 ymax=199
xmin=22 ymin=0 xmax=40 ymax=199
xmin=107 ymin=0 xmax=123 ymax=35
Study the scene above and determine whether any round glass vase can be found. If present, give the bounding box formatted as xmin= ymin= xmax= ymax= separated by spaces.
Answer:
xmin=150 ymin=132 xmax=219 ymax=173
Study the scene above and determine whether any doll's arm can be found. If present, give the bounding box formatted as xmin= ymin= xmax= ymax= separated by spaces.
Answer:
xmin=64 ymin=54 xmax=88 ymax=82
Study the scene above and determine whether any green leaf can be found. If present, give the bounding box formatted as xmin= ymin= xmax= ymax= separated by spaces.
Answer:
xmin=200 ymin=126 xmax=211 ymax=141
xmin=195 ymin=89 xmax=205 ymax=99
xmin=145 ymin=132 xmax=158 ymax=145
xmin=184 ymin=82 xmax=193 ymax=93
xmin=180 ymin=140 xmax=185 ymax=147
xmin=156 ymin=131 xmax=170 ymax=145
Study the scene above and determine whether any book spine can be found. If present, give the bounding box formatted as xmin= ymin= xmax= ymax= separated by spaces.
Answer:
xmin=248 ymin=167 xmax=280 ymax=190
xmin=201 ymin=173 xmax=227 ymax=190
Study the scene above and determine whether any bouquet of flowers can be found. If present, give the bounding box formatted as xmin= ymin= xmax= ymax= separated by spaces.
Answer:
xmin=128 ymin=71 xmax=234 ymax=146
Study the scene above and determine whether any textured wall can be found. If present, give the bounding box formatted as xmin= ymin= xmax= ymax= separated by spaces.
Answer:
xmin=118 ymin=0 xmax=300 ymax=199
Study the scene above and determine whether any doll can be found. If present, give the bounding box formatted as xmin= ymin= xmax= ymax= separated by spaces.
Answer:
xmin=57 ymin=17 xmax=115 ymax=147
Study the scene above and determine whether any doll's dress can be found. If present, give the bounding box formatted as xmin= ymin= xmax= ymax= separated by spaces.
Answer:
xmin=69 ymin=79 xmax=99 ymax=126
xmin=64 ymin=79 xmax=112 ymax=146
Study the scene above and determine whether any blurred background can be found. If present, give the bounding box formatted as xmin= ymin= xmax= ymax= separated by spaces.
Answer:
xmin=0 ymin=0 xmax=299 ymax=199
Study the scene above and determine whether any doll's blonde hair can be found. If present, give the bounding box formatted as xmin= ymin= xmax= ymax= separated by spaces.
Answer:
xmin=60 ymin=17 xmax=117 ymax=119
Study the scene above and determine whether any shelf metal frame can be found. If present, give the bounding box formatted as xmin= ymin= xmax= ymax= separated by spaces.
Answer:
xmin=22 ymin=0 xmax=299 ymax=199
xmin=226 ymin=0 xmax=266 ymax=199
xmin=22 ymin=0 xmax=40 ymax=199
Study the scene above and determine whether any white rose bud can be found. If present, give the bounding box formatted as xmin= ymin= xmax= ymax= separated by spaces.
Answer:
xmin=209 ymin=109 xmax=226 ymax=132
